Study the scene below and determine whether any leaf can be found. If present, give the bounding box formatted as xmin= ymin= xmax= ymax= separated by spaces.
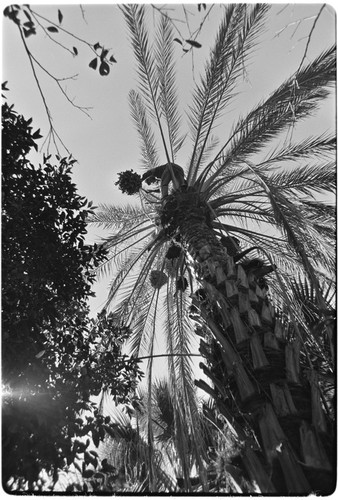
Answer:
xmin=109 ymin=55 xmax=117 ymax=63
xmin=89 ymin=58 xmax=98 ymax=70
xmin=186 ymin=39 xmax=202 ymax=48
xmin=32 ymin=128 xmax=42 ymax=139
xmin=99 ymin=61 xmax=110 ymax=76
xmin=35 ymin=350 xmax=45 ymax=359
xmin=73 ymin=47 xmax=78 ymax=56
xmin=23 ymin=28 xmax=36 ymax=38
xmin=93 ymin=42 xmax=101 ymax=51
xmin=58 ymin=9 xmax=63 ymax=24
xmin=100 ymin=48 xmax=109 ymax=60
xmin=47 ymin=26 xmax=59 ymax=33
xmin=23 ymin=9 xmax=31 ymax=21
xmin=173 ymin=38 xmax=183 ymax=45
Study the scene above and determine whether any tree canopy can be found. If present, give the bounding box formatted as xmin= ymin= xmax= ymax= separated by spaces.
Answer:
xmin=2 ymin=97 xmax=143 ymax=490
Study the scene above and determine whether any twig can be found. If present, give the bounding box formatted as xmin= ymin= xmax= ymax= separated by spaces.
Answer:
xmin=29 ymin=7 xmax=96 ymax=54
xmin=274 ymin=15 xmax=317 ymax=39
xmin=30 ymin=10 xmax=74 ymax=56
xmin=136 ymin=353 xmax=202 ymax=361
xmin=18 ymin=25 xmax=70 ymax=155
xmin=296 ymin=4 xmax=326 ymax=72
xmin=79 ymin=5 xmax=87 ymax=24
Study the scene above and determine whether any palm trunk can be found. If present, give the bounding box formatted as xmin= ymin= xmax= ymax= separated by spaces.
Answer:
xmin=161 ymin=189 xmax=334 ymax=494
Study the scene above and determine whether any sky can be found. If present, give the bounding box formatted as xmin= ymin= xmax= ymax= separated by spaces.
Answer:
xmin=2 ymin=2 xmax=336 ymax=377
xmin=2 ymin=2 xmax=335 ymax=310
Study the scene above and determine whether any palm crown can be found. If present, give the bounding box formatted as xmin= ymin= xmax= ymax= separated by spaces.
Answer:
xmin=90 ymin=4 xmax=335 ymax=493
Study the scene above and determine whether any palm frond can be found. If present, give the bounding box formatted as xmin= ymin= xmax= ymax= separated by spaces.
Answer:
xmin=202 ymin=45 xmax=335 ymax=191
xmin=188 ymin=4 xmax=269 ymax=184
xmin=261 ymin=133 xmax=336 ymax=164
xmin=129 ymin=90 xmax=160 ymax=169
xmin=89 ymin=203 xmax=150 ymax=230
xmin=121 ymin=4 xmax=170 ymax=162
xmin=260 ymin=161 xmax=336 ymax=197
xmin=104 ymin=235 xmax=156 ymax=310
xmin=155 ymin=15 xmax=184 ymax=161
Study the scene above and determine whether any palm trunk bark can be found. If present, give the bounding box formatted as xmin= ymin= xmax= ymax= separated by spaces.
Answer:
xmin=161 ymin=189 xmax=334 ymax=494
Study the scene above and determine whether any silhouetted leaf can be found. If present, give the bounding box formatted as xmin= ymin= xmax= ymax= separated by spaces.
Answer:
xmin=100 ymin=48 xmax=109 ymax=60
xmin=173 ymin=38 xmax=183 ymax=45
xmin=93 ymin=42 xmax=101 ymax=51
xmin=23 ymin=28 xmax=36 ymax=38
xmin=2 ymin=82 xmax=9 ymax=91
xmin=32 ymin=128 xmax=42 ymax=139
xmin=47 ymin=26 xmax=59 ymax=33
xmin=186 ymin=39 xmax=202 ymax=48
xmin=23 ymin=9 xmax=32 ymax=22
xmin=109 ymin=55 xmax=117 ymax=63
xmin=73 ymin=47 xmax=78 ymax=56
xmin=58 ymin=9 xmax=63 ymax=24
xmin=89 ymin=58 xmax=98 ymax=70
xmin=99 ymin=61 xmax=110 ymax=76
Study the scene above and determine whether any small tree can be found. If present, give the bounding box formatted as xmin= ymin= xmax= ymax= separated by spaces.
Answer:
xmin=2 ymin=98 xmax=143 ymax=490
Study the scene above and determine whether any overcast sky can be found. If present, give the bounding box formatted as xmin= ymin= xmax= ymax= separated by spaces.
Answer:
xmin=2 ymin=1 xmax=336 ymax=317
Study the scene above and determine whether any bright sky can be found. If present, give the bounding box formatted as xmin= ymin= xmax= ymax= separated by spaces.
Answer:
xmin=2 ymin=2 xmax=336 ymax=374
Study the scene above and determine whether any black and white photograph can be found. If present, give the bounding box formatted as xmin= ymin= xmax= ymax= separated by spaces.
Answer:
xmin=2 ymin=2 xmax=336 ymax=494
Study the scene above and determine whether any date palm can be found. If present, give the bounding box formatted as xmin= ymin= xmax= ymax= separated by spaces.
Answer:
xmin=90 ymin=4 xmax=336 ymax=493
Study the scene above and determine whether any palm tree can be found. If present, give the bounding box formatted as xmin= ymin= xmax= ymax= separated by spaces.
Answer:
xmin=90 ymin=4 xmax=336 ymax=493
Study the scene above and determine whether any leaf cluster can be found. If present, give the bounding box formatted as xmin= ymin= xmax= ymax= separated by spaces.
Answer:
xmin=2 ymin=100 xmax=143 ymax=490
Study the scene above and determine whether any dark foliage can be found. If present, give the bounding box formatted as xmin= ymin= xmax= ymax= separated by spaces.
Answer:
xmin=115 ymin=169 xmax=142 ymax=195
xmin=2 ymin=100 xmax=143 ymax=490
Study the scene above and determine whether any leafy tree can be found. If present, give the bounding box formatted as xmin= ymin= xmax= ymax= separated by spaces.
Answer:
xmin=2 ymin=97 xmax=143 ymax=490
xmin=90 ymin=4 xmax=336 ymax=494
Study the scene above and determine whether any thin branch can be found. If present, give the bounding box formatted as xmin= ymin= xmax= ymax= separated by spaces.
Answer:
xmin=79 ymin=5 xmax=87 ymax=24
xmin=29 ymin=7 xmax=96 ymax=52
xmin=27 ymin=50 xmax=92 ymax=118
xmin=296 ymin=4 xmax=326 ymax=71
xmin=30 ymin=10 xmax=75 ymax=56
xmin=18 ymin=25 xmax=70 ymax=155
xmin=137 ymin=353 xmax=202 ymax=361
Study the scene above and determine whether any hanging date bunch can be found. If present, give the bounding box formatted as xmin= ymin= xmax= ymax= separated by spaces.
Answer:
xmin=150 ymin=270 xmax=168 ymax=289
xmin=115 ymin=169 xmax=142 ymax=195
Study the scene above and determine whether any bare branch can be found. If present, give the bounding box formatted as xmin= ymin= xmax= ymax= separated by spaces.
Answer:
xmin=296 ymin=4 xmax=327 ymax=71
xmin=18 ymin=25 xmax=71 ymax=155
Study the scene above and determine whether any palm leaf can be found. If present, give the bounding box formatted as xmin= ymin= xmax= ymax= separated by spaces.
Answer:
xmin=155 ymin=15 xmax=184 ymax=161
xmin=89 ymin=203 xmax=150 ymax=230
xmin=202 ymin=45 xmax=335 ymax=191
xmin=259 ymin=161 xmax=336 ymax=197
xmin=129 ymin=90 xmax=160 ymax=169
xmin=121 ymin=4 xmax=170 ymax=161
xmin=261 ymin=133 xmax=336 ymax=164
xmin=188 ymin=4 xmax=269 ymax=184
